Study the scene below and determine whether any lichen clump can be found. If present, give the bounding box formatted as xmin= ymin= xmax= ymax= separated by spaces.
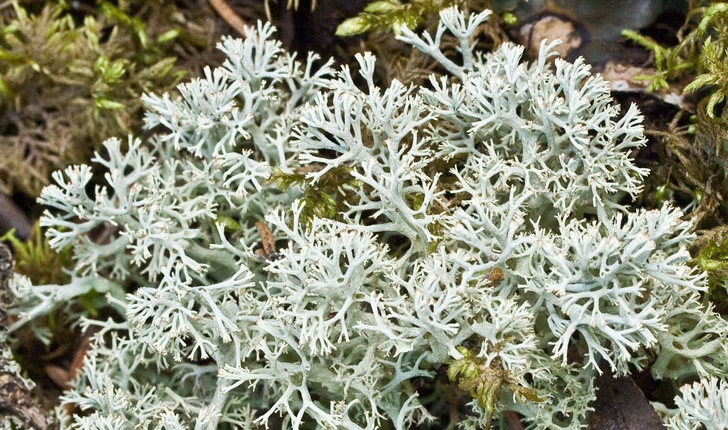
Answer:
xmin=8 ymin=7 xmax=728 ymax=429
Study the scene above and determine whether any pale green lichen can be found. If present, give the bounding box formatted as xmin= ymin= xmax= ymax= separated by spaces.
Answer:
xmin=8 ymin=7 xmax=727 ymax=429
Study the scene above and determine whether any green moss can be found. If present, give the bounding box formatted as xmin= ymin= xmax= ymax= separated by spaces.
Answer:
xmin=0 ymin=223 xmax=71 ymax=285
xmin=622 ymin=2 xmax=728 ymax=116
xmin=697 ymin=237 xmax=728 ymax=273
xmin=447 ymin=344 xmax=545 ymax=425
xmin=270 ymin=165 xmax=360 ymax=227
xmin=625 ymin=5 xmax=728 ymax=311
xmin=336 ymin=0 xmax=463 ymax=36
xmin=0 ymin=1 xmax=214 ymax=198
xmin=620 ymin=28 xmax=693 ymax=92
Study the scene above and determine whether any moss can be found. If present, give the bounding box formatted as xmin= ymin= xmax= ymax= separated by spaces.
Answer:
xmin=336 ymin=0 xmax=463 ymax=36
xmin=334 ymin=0 xmax=507 ymax=92
xmin=624 ymin=1 xmax=728 ymax=313
xmin=0 ymin=223 xmax=71 ymax=285
xmin=447 ymin=344 xmax=545 ymax=426
xmin=620 ymin=1 xmax=720 ymax=96
xmin=270 ymin=165 xmax=360 ymax=227
xmin=0 ymin=1 xmax=216 ymax=198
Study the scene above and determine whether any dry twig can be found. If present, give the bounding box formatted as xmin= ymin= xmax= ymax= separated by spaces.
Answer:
xmin=207 ymin=0 xmax=248 ymax=37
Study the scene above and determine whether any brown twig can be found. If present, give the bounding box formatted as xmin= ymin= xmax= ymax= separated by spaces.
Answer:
xmin=45 ymin=328 xmax=97 ymax=417
xmin=207 ymin=0 xmax=249 ymax=37
xmin=504 ymin=410 xmax=525 ymax=430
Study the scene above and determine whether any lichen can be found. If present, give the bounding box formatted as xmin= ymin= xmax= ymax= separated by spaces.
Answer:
xmin=8 ymin=8 xmax=727 ymax=429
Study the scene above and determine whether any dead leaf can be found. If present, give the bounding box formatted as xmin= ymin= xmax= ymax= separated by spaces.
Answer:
xmin=588 ymin=373 xmax=665 ymax=430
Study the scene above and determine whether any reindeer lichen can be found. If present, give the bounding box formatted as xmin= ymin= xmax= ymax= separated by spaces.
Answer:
xmin=8 ymin=7 xmax=728 ymax=429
